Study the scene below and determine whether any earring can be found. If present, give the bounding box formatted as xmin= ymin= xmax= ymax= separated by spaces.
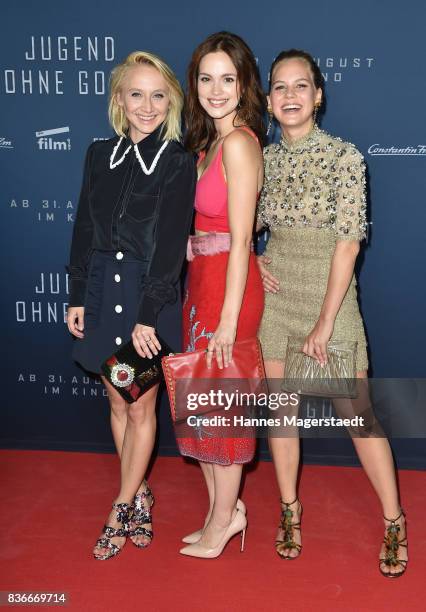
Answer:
xmin=313 ymin=102 xmax=321 ymax=126
xmin=266 ymin=107 xmax=274 ymax=136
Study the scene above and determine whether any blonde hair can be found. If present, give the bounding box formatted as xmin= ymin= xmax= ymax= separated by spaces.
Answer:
xmin=108 ymin=51 xmax=183 ymax=141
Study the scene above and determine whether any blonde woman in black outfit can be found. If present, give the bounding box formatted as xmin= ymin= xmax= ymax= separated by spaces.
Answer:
xmin=67 ymin=51 xmax=196 ymax=560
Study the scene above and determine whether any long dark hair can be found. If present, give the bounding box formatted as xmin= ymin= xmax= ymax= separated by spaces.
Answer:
xmin=185 ymin=31 xmax=266 ymax=152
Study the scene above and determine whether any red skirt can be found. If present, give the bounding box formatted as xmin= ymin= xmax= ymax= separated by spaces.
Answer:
xmin=177 ymin=251 xmax=264 ymax=465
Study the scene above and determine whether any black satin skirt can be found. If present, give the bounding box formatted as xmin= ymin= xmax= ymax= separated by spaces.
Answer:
xmin=72 ymin=250 xmax=150 ymax=374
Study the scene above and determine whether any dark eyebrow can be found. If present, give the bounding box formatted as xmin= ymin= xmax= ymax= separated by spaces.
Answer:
xmin=272 ymin=77 xmax=310 ymax=85
xmin=198 ymin=72 xmax=237 ymax=77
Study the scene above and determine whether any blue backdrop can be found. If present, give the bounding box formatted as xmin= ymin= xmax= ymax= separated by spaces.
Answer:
xmin=2 ymin=0 xmax=425 ymax=467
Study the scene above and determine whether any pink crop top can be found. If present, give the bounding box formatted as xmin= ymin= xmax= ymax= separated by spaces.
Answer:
xmin=194 ymin=127 xmax=259 ymax=233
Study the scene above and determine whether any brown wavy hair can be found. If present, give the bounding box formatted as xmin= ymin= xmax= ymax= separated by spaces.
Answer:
xmin=185 ymin=31 xmax=266 ymax=152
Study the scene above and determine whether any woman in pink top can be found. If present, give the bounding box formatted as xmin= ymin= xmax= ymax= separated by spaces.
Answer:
xmin=177 ymin=32 xmax=266 ymax=558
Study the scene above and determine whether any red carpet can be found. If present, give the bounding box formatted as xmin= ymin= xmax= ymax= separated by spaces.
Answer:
xmin=0 ymin=450 xmax=425 ymax=611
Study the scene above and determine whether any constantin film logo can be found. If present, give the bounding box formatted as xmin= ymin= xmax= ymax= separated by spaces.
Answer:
xmin=36 ymin=126 xmax=71 ymax=151
xmin=368 ymin=143 xmax=426 ymax=156
xmin=0 ymin=137 xmax=13 ymax=149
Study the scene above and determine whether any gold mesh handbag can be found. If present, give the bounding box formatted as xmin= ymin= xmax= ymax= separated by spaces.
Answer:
xmin=282 ymin=337 xmax=358 ymax=398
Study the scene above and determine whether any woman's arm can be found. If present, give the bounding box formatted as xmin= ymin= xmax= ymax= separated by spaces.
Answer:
xmin=257 ymin=254 xmax=280 ymax=293
xmin=206 ymin=130 xmax=262 ymax=368
xmin=132 ymin=150 xmax=196 ymax=358
xmin=304 ymin=146 xmax=368 ymax=365
xmin=67 ymin=142 xmax=95 ymax=338
xmin=304 ymin=240 xmax=359 ymax=365
xmin=255 ymin=147 xmax=280 ymax=292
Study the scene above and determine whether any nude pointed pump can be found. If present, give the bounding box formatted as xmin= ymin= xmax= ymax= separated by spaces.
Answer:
xmin=182 ymin=498 xmax=246 ymax=544
xmin=179 ymin=509 xmax=247 ymax=559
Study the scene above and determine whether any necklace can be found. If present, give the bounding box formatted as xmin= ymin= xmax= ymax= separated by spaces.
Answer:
xmin=110 ymin=137 xmax=170 ymax=174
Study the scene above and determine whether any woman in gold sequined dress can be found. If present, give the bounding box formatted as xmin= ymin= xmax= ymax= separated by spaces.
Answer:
xmin=256 ymin=49 xmax=408 ymax=577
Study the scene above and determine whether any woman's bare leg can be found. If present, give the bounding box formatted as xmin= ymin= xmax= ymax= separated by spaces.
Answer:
xmin=349 ymin=371 xmax=407 ymax=576
xmin=266 ymin=359 xmax=302 ymax=558
xmin=195 ymin=462 xmax=242 ymax=548
xmin=199 ymin=461 xmax=215 ymax=525
xmin=103 ymin=376 xmax=128 ymax=458
xmin=94 ymin=380 xmax=159 ymax=555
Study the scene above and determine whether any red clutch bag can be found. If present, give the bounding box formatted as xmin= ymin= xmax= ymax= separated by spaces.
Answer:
xmin=161 ymin=337 xmax=266 ymax=422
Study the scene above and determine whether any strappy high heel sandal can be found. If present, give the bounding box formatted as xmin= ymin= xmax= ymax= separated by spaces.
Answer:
xmin=129 ymin=481 xmax=155 ymax=548
xmin=379 ymin=508 xmax=408 ymax=578
xmin=275 ymin=497 xmax=303 ymax=560
xmin=93 ymin=502 xmax=133 ymax=561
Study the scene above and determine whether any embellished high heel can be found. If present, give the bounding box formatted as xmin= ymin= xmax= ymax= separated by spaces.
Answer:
xmin=93 ymin=502 xmax=133 ymax=561
xmin=179 ymin=509 xmax=247 ymax=558
xmin=129 ymin=481 xmax=155 ymax=548
xmin=275 ymin=497 xmax=302 ymax=560
xmin=181 ymin=498 xmax=246 ymax=544
xmin=379 ymin=508 xmax=408 ymax=578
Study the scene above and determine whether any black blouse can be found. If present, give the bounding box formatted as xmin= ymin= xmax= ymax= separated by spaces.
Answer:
xmin=68 ymin=124 xmax=196 ymax=327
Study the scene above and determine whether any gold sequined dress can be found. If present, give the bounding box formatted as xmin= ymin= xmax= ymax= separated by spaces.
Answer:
xmin=257 ymin=126 xmax=369 ymax=371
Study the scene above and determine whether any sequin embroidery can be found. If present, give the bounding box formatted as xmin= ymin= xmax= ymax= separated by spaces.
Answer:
xmin=257 ymin=126 xmax=368 ymax=240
